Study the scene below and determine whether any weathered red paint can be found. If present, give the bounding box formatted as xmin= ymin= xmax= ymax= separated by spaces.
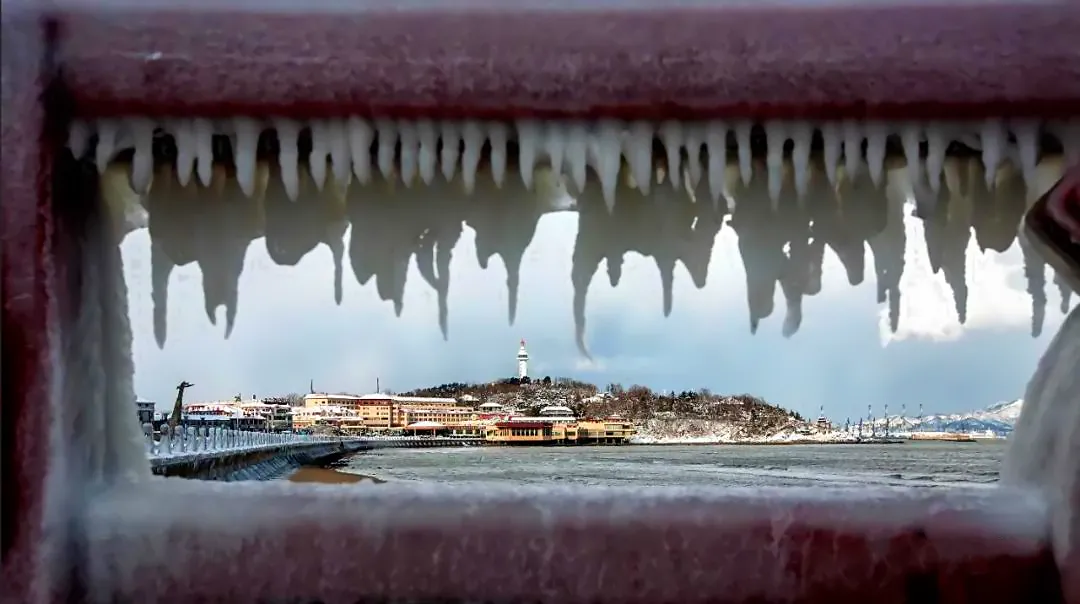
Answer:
xmin=1 ymin=7 xmax=57 ymax=603
xmin=85 ymin=483 xmax=1063 ymax=604
xmin=2 ymin=1 xmax=1076 ymax=603
xmin=55 ymin=1 xmax=1080 ymax=121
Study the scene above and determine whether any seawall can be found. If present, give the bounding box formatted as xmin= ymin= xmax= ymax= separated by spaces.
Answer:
xmin=150 ymin=440 xmax=370 ymax=481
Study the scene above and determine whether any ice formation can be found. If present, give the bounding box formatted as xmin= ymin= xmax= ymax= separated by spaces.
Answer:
xmin=83 ymin=478 xmax=1056 ymax=603
xmin=77 ymin=117 xmax=1078 ymax=354
xmin=1003 ymin=304 xmax=1080 ymax=603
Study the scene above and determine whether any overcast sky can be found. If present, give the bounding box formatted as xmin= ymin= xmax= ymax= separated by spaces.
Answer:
xmin=121 ymin=209 xmax=1071 ymax=422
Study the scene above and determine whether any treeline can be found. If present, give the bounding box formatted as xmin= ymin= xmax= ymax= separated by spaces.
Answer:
xmin=402 ymin=379 xmax=802 ymax=428
xmin=403 ymin=376 xmax=597 ymax=401
xmin=580 ymin=385 xmax=800 ymax=428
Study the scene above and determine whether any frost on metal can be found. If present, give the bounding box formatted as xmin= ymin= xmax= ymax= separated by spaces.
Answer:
xmin=82 ymin=480 xmax=1056 ymax=603
xmin=4 ymin=0 xmax=1080 ymax=602
xmin=1004 ymin=304 xmax=1080 ymax=603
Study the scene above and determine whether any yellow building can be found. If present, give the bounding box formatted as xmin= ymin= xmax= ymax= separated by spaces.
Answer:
xmin=485 ymin=417 xmax=635 ymax=445
xmin=302 ymin=393 xmax=464 ymax=431
xmin=303 ymin=393 xmax=364 ymax=410
xmin=299 ymin=393 xmax=636 ymax=441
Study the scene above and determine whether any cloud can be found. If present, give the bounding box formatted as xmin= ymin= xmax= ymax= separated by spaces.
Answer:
xmin=882 ymin=214 xmax=1045 ymax=345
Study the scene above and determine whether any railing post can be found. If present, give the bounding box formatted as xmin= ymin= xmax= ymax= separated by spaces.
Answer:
xmin=161 ymin=426 xmax=172 ymax=455
xmin=143 ymin=423 xmax=154 ymax=456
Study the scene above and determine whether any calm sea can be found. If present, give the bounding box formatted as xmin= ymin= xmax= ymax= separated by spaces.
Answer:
xmin=340 ymin=441 xmax=1007 ymax=489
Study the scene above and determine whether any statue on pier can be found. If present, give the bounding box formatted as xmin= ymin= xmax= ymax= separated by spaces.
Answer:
xmin=168 ymin=380 xmax=195 ymax=430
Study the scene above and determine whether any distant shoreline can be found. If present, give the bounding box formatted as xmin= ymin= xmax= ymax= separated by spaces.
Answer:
xmin=629 ymin=439 xmax=910 ymax=446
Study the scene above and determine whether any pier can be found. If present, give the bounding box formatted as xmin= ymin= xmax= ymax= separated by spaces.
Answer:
xmin=144 ymin=425 xmax=484 ymax=480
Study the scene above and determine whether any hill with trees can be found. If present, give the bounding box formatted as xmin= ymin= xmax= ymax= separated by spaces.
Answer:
xmin=402 ymin=378 xmax=809 ymax=441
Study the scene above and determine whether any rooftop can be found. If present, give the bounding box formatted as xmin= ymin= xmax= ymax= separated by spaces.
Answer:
xmin=406 ymin=420 xmax=445 ymax=429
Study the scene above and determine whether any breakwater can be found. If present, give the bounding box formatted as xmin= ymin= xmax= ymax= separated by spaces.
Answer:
xmin=145 ymin=426 xmax=483 ymax=481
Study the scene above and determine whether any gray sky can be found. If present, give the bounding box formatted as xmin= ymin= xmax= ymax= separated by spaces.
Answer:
xmin=122 ymin=210 xmax=1070 ymax=421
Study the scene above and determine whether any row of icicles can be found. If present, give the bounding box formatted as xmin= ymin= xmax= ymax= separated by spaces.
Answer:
xmin=90 ymin=139 xmax=1076 ymax=356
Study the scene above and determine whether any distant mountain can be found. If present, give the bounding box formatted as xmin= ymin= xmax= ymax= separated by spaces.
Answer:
xmin=863 ymin=399 xmax=1023 ymax=436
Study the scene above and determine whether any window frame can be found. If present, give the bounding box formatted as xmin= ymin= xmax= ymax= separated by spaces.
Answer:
xmin=3 ymin=2 xmax=1077 ymax=602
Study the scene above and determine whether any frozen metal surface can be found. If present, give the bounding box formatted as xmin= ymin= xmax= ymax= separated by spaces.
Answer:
xmin=0 ymin=8 xmax=57 ymax=604
xmin=1 ymin=1 xmax=1077 ymax=602
xmin=85 ymin=480 xmax=1061 ymax=603
xmin=1005 ymin=301 xmax=1080 ymax=604
xmin=55 ymin=2 xmax=1080 ymax=120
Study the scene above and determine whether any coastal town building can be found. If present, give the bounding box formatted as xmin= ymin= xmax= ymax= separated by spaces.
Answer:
xmin=177 ymin=343 xmax=634 ymax=443
xmin=288 ymin=385 xmax=637 ymax=444
xmin=181 ymin=397 xmax=294 ymax=431
xmin=302 ymin=392 xmax=462 ymax=433
xmin=135 ymin=398 xmax=155 ymax=424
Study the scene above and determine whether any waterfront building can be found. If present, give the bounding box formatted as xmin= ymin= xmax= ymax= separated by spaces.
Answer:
xmin=539 ymin=405 xmax=574 ymax=418
xmin=180 ymin=397 xmax=293 ymax=431
xmin=290 ymin=386 xmax=639 ymax=443
xmin=291 ymin=405 xmax=353 ymax=433
xmin=135 ymin=398 xmax=155 ymax=424
xmin=485 ymin=416 xmax=635 ymax=445
xmin=237 ymin=398 xmax=294 ymax=432
xmin=303 ymin=393 xmax=368 ymax=411
xmin=302 ymin=392 xmax=461 ymax=432
xmin=180 ymin=402 xmax=264 ymax=431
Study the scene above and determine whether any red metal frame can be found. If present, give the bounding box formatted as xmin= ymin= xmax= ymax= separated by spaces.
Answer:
xmin=3 ymin=2 xmax=1078 ymax=602
xmin=54 ymin=1 xmax=1080 ymax=121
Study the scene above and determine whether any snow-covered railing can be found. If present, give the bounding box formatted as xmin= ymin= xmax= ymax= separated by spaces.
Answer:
xmin=143 ymin=424 xmax=347 ymax=459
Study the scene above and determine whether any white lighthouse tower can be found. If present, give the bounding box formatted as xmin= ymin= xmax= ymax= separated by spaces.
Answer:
xmin=517 ymin=339 xmax=529 ymax=379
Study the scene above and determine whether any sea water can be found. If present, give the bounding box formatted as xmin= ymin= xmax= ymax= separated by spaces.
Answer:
xmin=340 ymin=441 xmax=1005 ymax=489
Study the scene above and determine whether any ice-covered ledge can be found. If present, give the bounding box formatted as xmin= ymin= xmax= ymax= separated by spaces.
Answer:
xmin=3 ymin=1 xmax=1079 ymax=603
xmin=1004 ymin=304 xmax=1080 ymax=604
xmin=84 ymin=480 xmax=1060 ymax=603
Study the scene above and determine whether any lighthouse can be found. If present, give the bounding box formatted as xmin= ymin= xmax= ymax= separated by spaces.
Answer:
xmin=517 ymin=339 xmax=529 ymax=379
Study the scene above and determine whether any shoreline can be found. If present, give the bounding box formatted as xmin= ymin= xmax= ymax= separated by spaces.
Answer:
xmin=629 ymin=439 xmax=909 ymax=446
xmin=287 ymin=466 xmax=386 ymax=485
